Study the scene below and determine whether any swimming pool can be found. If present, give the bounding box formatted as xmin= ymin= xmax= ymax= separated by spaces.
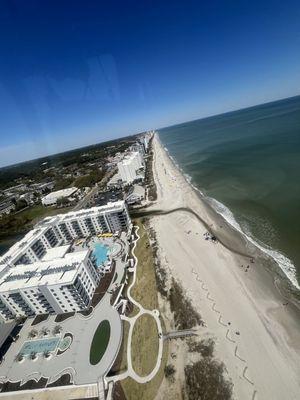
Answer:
xmin=93 ymin=242 xmax=109 ymax=266
xmin=21 ymin=337 xmax=60 ymax=355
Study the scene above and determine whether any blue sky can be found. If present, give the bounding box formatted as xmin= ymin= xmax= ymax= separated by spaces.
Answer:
xmin=0 ymin=0 xmax=300 ymax=166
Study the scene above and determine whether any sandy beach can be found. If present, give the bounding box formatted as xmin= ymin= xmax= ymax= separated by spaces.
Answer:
xmin=150 ymin=134 xmax=300 ymax=400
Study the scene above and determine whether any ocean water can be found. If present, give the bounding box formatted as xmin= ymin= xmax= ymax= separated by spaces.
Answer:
xmin=158 ymin=96 xmax=300 ymax=289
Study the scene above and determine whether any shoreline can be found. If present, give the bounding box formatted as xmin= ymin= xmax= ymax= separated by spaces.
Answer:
xmin=149 ymin=133 xmax=300 ymax=399
xmin=161 ymin=138 xmax=300 ymax=294
xmin=157 ymin=134 xmax=300 ymax=305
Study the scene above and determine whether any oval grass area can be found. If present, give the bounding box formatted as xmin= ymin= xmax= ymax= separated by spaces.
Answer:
xmin=90 ymin=320 xmax=111 ymax=365
xmin=131 ymin=314 xmax=159 ymax=377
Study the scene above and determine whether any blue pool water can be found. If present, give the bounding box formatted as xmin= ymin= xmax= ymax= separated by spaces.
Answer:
xmin=93 ymin=243 xmax=109 ymax=266
xmin=21 ymin=337 xmax=60 ymax=355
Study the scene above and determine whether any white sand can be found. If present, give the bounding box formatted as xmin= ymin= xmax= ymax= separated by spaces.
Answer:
xmin=150 ymin=134 xmax=300 ymax=400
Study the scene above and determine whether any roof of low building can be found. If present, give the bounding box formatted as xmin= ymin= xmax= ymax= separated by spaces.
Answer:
xmin=42 ymin=187 xmax=78 ymax=202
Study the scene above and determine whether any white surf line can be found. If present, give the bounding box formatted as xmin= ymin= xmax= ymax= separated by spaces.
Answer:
xmin=156 ymin=135 xmax=258 ymax=398
xmin=159 ymin=133 xmax=300 ymax=291
xmin=110 ymin=226 xmax=164 ymax=385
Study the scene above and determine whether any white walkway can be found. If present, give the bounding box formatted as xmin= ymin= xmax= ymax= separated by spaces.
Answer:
xmin=109 ymin=226 xmax=163 ymax=385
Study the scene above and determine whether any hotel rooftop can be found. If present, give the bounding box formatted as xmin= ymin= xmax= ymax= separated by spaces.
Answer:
xmin=39 ymin=200 xmax=126 ymax=225
xmin=0 ymin=250 xmax=88 ymax=292
xmin=0 ymin=225 xmax=49 ymax=267
xmin=0 ymin=200 xmax=128 ymax=268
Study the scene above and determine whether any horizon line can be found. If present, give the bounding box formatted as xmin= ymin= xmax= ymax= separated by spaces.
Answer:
xmin=1 ymin=93 xmax=299 ymax=169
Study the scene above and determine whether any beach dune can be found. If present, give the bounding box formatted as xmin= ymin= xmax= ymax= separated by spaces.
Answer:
xmin=150 ymin=134 xmax=300 ymax=400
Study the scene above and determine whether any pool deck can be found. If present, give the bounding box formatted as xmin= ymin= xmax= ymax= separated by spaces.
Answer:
xmin=0 ymin=233 xmax=129 ymax=388
xmin=73 ymin=235 xmax=124 ymax=270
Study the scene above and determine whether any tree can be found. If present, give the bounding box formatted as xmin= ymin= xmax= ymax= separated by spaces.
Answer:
xmin=74 ymin=170 xmax=104 ymax=189
xmin=43 ymin=350 xmax=51 ymax=359
xmin=15 ymin=353 xmax=24 ymax=362
xmin=15 ymin=198 xmax=28 ymax=211
xmin=164 ymin=364 xmax=176 ymax=382
xmin=53 ymin=325 xmax=62 ymax=335
xmin=28 ymin=329 xmax=38 ymax=339
xmin=41 ymin=327 xmax=49 ymax=336
xmin=56 ymin=197 xmax=70 ymax=207
xmin=53 ymin=177 xmax=73 ymax=191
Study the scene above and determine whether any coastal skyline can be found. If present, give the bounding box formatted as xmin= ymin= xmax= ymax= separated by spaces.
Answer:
xmin=1 ymin=0 xmax=300 ymax=166
xmin=0 ymin=94 xmax=298 ymax=168
xmin=0 ymin=95 xmax=300 ymax=169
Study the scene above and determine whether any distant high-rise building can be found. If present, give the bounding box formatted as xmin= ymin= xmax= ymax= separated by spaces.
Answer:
xmin=117 ymin=152 xmax=143 ymax=184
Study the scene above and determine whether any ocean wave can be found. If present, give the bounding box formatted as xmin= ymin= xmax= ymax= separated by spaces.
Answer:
xmin=183 ymin=173 xmax=192 ymax=183
xmin=208 ymin=197 xmax=300 ymax=290
xmin=164 ymin=147 xmax=204 ymax=195
xmin=160 ymin=138 xmax=300 ymax=290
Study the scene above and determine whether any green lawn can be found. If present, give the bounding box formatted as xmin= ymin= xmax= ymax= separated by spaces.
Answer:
xmin=122 ymin=317 xmax=168 ymax=400
xmin=131 ymin=221 xmax=159 ymax=310
xmin=121 ymin=220 xmax=169 ymax=400
xmin=131 ymin=314 xmax=159 ymax=376
xmin=90 ymin=320 xmax=111 ymax=365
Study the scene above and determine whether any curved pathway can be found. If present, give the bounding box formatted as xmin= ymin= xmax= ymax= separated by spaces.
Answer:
xmin=109 ymin=225 xmax=164 ymax=384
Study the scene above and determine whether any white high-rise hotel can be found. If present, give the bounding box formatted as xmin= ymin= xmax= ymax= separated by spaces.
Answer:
xmin=0 ymin=201 xmax=131 ymax=322
xmin=117 ymin=151 xmax=143 ymax=184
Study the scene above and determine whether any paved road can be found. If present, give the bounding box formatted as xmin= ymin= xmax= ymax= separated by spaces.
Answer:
xmin=73 ymin=167 xmax=118 ymax=211
xmin=73 ymin=185 xmax=99 ymax=211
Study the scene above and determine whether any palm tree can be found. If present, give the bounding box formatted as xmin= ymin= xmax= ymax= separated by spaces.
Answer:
xmin=15 ymin=353 xmax=24 ymax=362
xmin=30 ymin=351 xmax=37 ymax=360
xmin=53 ymin=325 xmax=62 ymax=335
xmin=43 ymin=350 xmax=51 ymax=359
xmin=41 ymin=327 xmax=49 ymax=336
xmin=28 ymin=329 xmax=38 ymax=339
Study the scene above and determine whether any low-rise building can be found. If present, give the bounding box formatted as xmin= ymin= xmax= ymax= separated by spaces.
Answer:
xmin=3 ymin=184 xmax=28 ymax=196
xmin=41 ymin=187 xmax=78 ymax=206
xmin=29 ymin=181 xmax=55 ymax=194
xmin=107 ymin=172 xmax=122 ymax=189
xmin=0 ymin=201 xmax=15 ymax=217
xmin=117 ymin=152 xmax=143 ymax=184
xmin=19 ymin=192 xmax=35 ymax=205
xmin=126 ymin=184 xmax=145 ymax=205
